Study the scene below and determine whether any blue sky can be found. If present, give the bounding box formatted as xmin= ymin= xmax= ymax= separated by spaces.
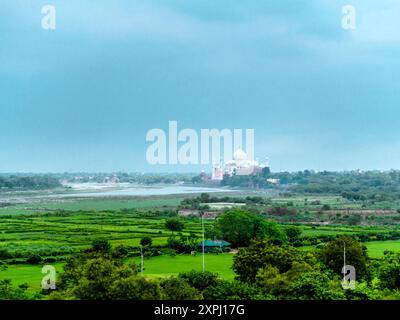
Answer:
xmin=1 ymin=0 xmax=400 ymax=173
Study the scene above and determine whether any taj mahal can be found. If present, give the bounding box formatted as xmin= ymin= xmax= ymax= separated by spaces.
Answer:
xmin=211 ymin=149 xmax=270 ymax=180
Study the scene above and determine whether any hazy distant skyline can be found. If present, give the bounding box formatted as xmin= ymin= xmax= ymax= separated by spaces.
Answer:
xmin=1 ymin=0 xmax=400 ymax=173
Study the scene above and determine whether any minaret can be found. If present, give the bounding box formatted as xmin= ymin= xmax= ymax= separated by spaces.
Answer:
xmin=264 ymin=157 xmax=270 ymax=168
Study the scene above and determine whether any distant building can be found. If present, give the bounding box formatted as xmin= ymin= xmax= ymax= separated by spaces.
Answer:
xmin=211 ymin=148 xmax=270 ymax=180
xmin=198 ymin=240 xmax=231 ymax=252
xmin=266 ymin=178 xmax=279 ymax=184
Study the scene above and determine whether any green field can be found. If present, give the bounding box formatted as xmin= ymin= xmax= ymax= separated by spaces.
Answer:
xmin=0 ymin=209 xmax=214 ymax=257
xmin=365 ymin=240 xmax=400 ymax=258
xmin=0 ymin=254 xmax=234 ymax=293
xmin=0 ymin=197 xmax=189 ymax=215
xmin=300 ymin=239 xmax=400 ymax=258
xmin=0 ymin=263 xmax=64 ymax=292
xmin=129 ymin=253 xmax=235 ymax=279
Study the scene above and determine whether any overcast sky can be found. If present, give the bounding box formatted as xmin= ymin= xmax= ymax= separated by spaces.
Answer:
xmin=1 ymin=0 xmax=400 ymax=173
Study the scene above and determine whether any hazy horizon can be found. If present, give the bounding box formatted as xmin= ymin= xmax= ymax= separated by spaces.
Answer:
xmin=0 ymin=167 xmax=399 ymax=175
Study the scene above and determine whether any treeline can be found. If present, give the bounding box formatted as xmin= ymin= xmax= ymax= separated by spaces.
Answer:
xmin=0 ymin=175 xmax=61 ymax=190
xmin=180 ymin=193 xmax=268 ymax=209
xmin=58 ymin=172 xmax=195 ymax=185
xmin=222 ymin=170 xmax=400 ymax=201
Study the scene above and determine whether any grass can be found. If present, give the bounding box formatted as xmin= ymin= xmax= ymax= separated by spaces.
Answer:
xmin=0 ymin=254 xmax=234 ymax=293
xmin=0 ymin=263 xmax=63 ymax=292
xmin=0 ymin=197 xmax=187 ymax=215
xmin=298 ymin=240 xmax=400 ymax=259
xmin=128 ymin=253 xmax=235 ymax=279
xmin=0 ymin=210 xmax=213 ymax=256
xmin=365 ymin=240 xmax=400 ymax=258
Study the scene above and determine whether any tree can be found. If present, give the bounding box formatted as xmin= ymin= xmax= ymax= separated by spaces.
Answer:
xmin=320 ymin=236 xmax=369 ymax=281
xmin=203 ymin=279 xmax=270 ymax=300
xmin=0 ymin=279 xmax=30 ymax=300
xmin=140 ymin=237 xmax=153 ymax=247
xmin=71 ymin=258 xmax=131 ymax=299
xmin=262 ymin=166 xmax=271 ymax=177
xmin=112 ymin=245 xmax=129 ymax=259
xmin=255 ymin=265 xmax=290 ymax=298
xmin=288 ymin=271 xmax=345 ymax=300
xmin=109 ymin=276 xmax=163 ymax=300
xmin=27 ymin=254 xmax=42 ymax=265
xmin=178 ymin=270 xmax=219 ymax=293
xmin=233 ymin=239 xmax=298 ymax=282
xmin=0 ymin=249 xmax=12 ymax=259
xmin=57 ymin=251 xmax=167 ymax=300
xmin=285 ymin=226 xmax=302 ymax=244
xmin=165 ymin=218 xmax=184 ymax=233
xmin=160 ymin=277 xmax=199 ymax=300
xmin=378 ymin=253 xmax=400 ymax=290
xmin=255 ymin=261 xmax=315 ymax=298
xmin=167 ymin=233 xmax=199 ymax=254
xmin=199 ymin=193 xmax=211 ymax=203
xmin=90 ymin=239 xmax=112 ymax=253
xmin=215 ymin=210 xmax=286 ymax=247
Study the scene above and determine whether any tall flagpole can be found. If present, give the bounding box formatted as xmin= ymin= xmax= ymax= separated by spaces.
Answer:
xmin=140 ymin=246 xmax=144 ymax=276
xmin=343 ymin=242 xmax=346 ymax=280
xmin=202 ymin=212 xmax=205 ymax=272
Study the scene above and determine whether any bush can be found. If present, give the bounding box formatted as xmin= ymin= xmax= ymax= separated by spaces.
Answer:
xmin=160 ymin=277 xmax=199 ymax=300
xmin=140 ymin=237 xmax=153 ymax=247
xmin=289 ymin=271 xmax=345 ymax=300
xmin=44 ymin=257 xmax=57 ymax=263
xmin=178 ymin=270 xmax=219 ymax=292
xmin=27 ymin=255 xmax=42 ymax=265
xmin=0 ymin=249 xmax=12 ymax=259
xmin=203 ymin=280 xmax=271 ymax=300
xmin=165 ymin=218 xmax=184 ymax=233
xmin=90 ymin=239 xmax=111 ymax=253
xmin=112 ymin=245 xmax=129 ymax=259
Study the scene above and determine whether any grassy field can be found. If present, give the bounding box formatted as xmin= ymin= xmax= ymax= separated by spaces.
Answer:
xmin=0 ymin=254 xmax=234 ymax=293
xmin=299 ymin=239 xmax=400 ymax=258
xmin=129 ymin=253 xmax=235 ymax=279
xmin=0 ymin=263 xmax=64 ymax=292
xmin=300 ymin=225 xmax=392 ymax=237
xmin=0 ymin=197 xmax=189 ymax=215
xmin=0 ymin=209 xmax=215 ymax=258
xmin=365 ymin=240 xmax=400 ymax=258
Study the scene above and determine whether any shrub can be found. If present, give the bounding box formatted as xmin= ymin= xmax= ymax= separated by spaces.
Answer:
xmin=27 ymin=255 xmax=42 ymax=265
xmin=160 ymin=277 xmax=199 ymax=300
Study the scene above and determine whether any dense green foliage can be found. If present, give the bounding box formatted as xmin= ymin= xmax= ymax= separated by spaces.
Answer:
xmin=211 ymin=210 xmax=286 ymax=247
xmin=222 ymin=170 xmax=400 ymax=201
xmin=0 ymin=279 xmax=30 ymax=300
xmin=0 ymin=175 xmax=61 ymax=190
xmin=320 ymin=236 xmax=369 ymax=280
xmin=165 ymin=218 xmax=185 ymax=233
